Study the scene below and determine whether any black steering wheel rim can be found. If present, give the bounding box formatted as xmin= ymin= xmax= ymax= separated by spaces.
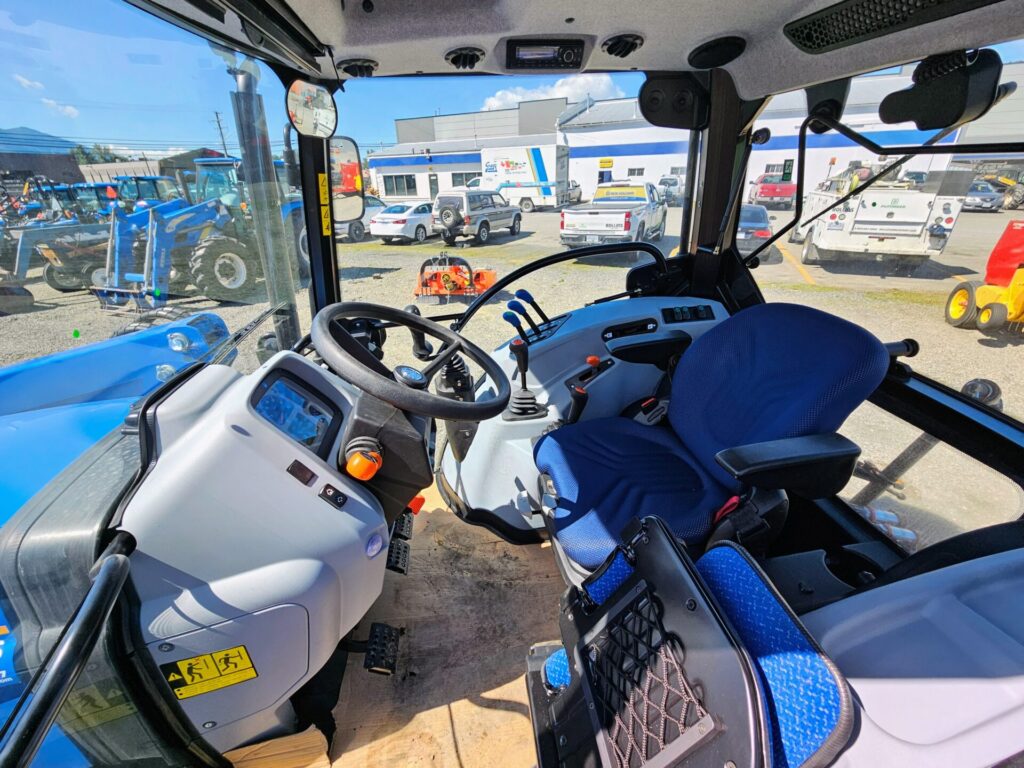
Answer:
xmin=311 ymin=302 xmax=511 ymax=421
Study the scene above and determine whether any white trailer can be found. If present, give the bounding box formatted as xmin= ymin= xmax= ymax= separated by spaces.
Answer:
xmin=788 ymin=163 xmax=973 ymax=273
xmin=472 ymin=145 xmax=570 ymax=212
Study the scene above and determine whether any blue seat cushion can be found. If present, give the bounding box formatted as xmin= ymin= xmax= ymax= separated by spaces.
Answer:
xmin=535 ymin=417 xmax=733 ymax=570
xmin=697 ymin=543 xmax=854 ymax=768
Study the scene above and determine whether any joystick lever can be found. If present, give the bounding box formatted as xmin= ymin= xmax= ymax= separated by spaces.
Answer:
xmin=507 ymin=300 xmax=540 ymax=335
xmin=403 ymin=304 xmax=434 ymax=361
xmin=504 ymin=338 xmax=544 ymax=420
xmin=511 ymin=337 xmax=530 ymax=389
xmin=566 ymin=385 xmax=589 ymax=424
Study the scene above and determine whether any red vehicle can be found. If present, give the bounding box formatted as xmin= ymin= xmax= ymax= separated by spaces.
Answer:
xmin=748 ymin=172 xmax=797 ymax=209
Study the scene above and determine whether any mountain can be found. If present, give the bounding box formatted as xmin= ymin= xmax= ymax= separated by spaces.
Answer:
xmin=0 ymin=127 xmax=77 ymax=155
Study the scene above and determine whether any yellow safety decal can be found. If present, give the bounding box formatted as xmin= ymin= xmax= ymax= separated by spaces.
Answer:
xmin=159 ymin=645 xmax=257 ymax=700
xmin=58 ymin=679 xmax=137 ymax=733
xmin=320 ymin=205 xmax=332 ymax=236
xmin=318 ymin=172 xmax=329 ymax=205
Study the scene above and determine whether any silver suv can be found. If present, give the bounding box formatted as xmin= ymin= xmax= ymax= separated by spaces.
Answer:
xmin=431 ymin=190 xmax=522 ymax=246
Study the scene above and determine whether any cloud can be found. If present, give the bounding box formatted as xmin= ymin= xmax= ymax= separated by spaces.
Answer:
xmin=41 ymin=97 xmax=79 ymax=118
xmin=12 ymin=73 xmax=43 ymax=90
xmin=482 ymin=74 xmax=624 ymax=111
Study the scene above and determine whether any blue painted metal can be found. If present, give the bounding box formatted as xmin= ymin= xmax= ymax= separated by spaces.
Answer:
xmin=528 ymin=146 xmax=553 ymax=197
xmin=367 ymin=152 xmax=482 ymax=169
xmin=0 ymin=311 xmax=229 ymax=522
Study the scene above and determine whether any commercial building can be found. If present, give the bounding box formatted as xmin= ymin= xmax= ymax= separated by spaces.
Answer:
xmin=366 ymin=62 xmax=1024 ymax=205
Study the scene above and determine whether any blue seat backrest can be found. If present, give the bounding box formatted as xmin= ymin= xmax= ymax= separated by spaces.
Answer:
xmin=669 ymin=302 xmax=889 ymax=489
xmin=697 ymin=543 xmax=854 ymax=768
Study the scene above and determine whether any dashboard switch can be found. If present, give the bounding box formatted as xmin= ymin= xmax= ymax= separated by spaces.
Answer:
xmin=319 ymin=484 xmax=348 ymax=509
xmin=287 ymin=460 xmax=316 ymax=486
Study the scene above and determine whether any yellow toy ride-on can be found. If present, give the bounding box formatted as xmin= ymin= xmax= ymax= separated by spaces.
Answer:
xmin=946 ymin=219 xmax=1024 ymax=332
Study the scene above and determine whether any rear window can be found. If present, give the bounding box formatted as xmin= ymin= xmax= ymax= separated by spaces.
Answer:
xmin=739 ymin=205 xmax=770 ymax=226
xmin=434 ymin=195 xmax=463 ymax=210
xmin=383 ymin=205 xmax=411 ymax=214
xmin=760 ymin=174 xmax=784 ymax=184
xmin=659 ymin=178 xmax=678 ymax=186
xmin=593 ymin=185 xmax=646 ymax=201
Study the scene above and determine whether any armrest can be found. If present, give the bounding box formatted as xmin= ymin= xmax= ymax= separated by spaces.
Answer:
xmin=715 ymin=433 xmax=861 ymax=498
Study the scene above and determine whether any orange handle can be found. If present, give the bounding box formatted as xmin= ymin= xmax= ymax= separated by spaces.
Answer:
xmin=346 ymin=450 xmax=382 ymax=481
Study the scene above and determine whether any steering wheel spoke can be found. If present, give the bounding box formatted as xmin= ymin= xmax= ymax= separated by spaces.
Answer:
xmin=420 ymin=339 xmax=462 ymax=383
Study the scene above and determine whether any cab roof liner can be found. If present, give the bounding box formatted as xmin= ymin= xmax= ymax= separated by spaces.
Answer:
xmin=132 ymin=0 xmax=1024 ymax=99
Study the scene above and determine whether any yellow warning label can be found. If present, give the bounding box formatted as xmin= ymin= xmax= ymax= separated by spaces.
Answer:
xmin=58 ymin=679 xmax=137 ymax=733
xmin=318 ymin=172 xmax=329 ymax=205
xmin=320 ymin=205 xmax=332 ymax=236
xmin=160 ymin=645 xmax=257 ymax=700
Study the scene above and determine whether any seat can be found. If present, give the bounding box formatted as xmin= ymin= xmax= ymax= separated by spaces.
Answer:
xmin=534 ymin=302 xmax=889 ymax=572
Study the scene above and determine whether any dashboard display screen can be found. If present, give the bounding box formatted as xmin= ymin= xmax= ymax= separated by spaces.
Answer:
xmin=254 ymin=377 xmax=334 ymax=452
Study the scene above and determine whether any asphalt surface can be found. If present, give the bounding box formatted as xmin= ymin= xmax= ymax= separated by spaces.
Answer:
xmin=3 ymin=203 xmax=1021 ymax=550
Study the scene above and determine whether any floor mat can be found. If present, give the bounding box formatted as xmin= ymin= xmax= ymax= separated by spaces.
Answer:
xmin=331 ymin=486 xmax=563 ymax=767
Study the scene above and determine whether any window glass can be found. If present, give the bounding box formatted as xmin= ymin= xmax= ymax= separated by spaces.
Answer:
xmin=741 ymin=50 xmax=1024 ymax=550
xmin=381 ymin=174 xmax=416 ymax=196
xmin=491 ymin=194 xmax=506 ymax=207
xmin=0 ymin=0 xmax=311 ymax=514
xmin=745 ymin=51 xmax=1024 ymax=425
xmin=670 ymin=165 xmax=686 ymax=175
xmin=383 ymin=204 xmax=411 ymax=214
xmin=414 ymin=204 xmax=431 ymax=214
xmin=627 ymin=167 xmax=644 ymax=176
xmin=452 ymin=171 xmax=481 ymax=187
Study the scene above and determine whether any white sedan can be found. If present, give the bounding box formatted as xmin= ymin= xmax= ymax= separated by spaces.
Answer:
xmin=369 ymin=202 xmax=434 ymax=244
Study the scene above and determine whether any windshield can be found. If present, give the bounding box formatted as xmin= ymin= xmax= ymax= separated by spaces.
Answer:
xmin=332 ymin=74 xmax=691 ymax=374
xmin=659 ymin=177 xmax=678 ymax=186
xmin=970 ymin=181 xmax=994 ymax=193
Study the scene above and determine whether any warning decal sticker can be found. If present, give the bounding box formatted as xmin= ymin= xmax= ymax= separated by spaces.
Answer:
xmin=59 ymin=679 xmax=137 ymax=733
xmin=160 ymin=645 xmax=257 ymax=700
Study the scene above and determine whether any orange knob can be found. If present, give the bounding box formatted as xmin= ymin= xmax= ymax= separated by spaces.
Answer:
xmin=346 ymin=450 xmax=382 ymax=481
xmin=586 ymin=355 xmax=601 ymax=368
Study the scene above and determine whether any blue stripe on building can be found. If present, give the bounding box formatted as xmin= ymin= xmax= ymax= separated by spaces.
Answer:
xmin=366 ymin=128 xmax=960 ymax=169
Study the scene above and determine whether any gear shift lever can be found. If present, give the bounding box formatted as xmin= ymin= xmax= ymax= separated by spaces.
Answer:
xmin=504 ymin=338 xmax=543 ymax=420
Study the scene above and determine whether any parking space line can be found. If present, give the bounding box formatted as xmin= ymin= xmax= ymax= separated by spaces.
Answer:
xmin=776 ymin=241 xmax=817 ymax=286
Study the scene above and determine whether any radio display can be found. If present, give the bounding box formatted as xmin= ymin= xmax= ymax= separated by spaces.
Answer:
xmin=254 ymin=376 xmax=334 ymax=453
xmin=515 ymin=44 xmax=560 ymax=61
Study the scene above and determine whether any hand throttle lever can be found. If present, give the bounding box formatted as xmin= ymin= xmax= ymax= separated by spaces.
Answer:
xmin=514 ymin=288 xmax=549 ymax=323
xmin=507 ymin=300 xmax=541 ymax=335
xmin=566 ymin=385 xmax=589 ymax=424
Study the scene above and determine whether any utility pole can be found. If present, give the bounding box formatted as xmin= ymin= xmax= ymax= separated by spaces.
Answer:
xmin=213 ymin=111 xmax=230 ymax=156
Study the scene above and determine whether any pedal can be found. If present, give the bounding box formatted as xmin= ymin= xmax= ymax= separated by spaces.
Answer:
xmin=363 ymin=622 xmax=400 ymax=676
xmin=392 ymin=511 xmax=414 ymax=541
xmin=386 ymin=537 xmax=411 ymax=575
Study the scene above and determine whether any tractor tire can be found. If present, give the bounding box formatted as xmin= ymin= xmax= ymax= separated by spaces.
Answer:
xmin=509 ymin=215 xmax=521 ymax=236
xmin=476 ymin=221 xmax=491 ymax=245
xmin=1005 ymin=184 xmax=1024 ymax=210
xmin=800 ymin=238 xmax=820 ymax=265
xmin=519 ymin=198 xmax=535 ymax=213
xmin=348 ymin=221 xmax=365 ymax=242
xmin=189 ymin=238 xmax=260 ymax=303
xmin=112 ymin=306 xmax=192 ymax=337
xmin=944 ymin=280 xmax=982 ymax=328
xmin=43 ymin=262 xmax=84 ymax=292
xmin=414 ymin=226 xmax=428 ymax=243
xmin=977 ymin=302 xmax=1009 ymax=332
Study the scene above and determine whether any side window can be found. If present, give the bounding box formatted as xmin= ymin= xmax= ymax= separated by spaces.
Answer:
xmin=491 ymin=194 xmax=506 ymax=207
xmin=415 ymin=204 xmax=431 ymax=214
xmin=745 ymin=55 xmax=1024 ymax=552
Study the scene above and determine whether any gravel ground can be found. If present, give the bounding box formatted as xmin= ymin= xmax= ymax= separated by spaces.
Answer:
xmin=3 ymin=205 xmax=1021 ymax=550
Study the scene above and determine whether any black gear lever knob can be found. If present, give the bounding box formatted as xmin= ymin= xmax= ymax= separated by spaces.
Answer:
xmin=403 ymin=304 xmax=434 ymax=361
xmin=510 ymin=338 xmax=529 ymax=388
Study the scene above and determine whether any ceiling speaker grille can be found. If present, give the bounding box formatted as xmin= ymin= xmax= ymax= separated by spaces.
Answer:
xmin=785 ymin=0 xmax=1004 ymax=54
xmin=445 ymin=47 xmax=485 ymax=70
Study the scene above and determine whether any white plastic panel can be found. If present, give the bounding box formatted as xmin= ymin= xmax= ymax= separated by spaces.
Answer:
xmin=803 ymin=549 xmax=1024 ymax=767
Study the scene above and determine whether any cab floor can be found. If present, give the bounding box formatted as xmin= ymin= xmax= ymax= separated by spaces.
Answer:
xmin=331 ymin=485 xmax=564 ymax=767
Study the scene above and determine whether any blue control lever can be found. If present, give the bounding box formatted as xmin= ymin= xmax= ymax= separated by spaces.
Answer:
xmin=502 ymin=311 xmax=530 ymax=343
xmin=507 ymin=300 xmax=541 ymax=334
xmin=514 ymin=288 xmax=550 ymax=323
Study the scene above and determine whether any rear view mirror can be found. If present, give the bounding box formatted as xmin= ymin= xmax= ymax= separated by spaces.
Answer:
xmin=329 ymin=136 xmax=365 ymax=223
xmin=286 ymin=79 xmax=337 ymax=138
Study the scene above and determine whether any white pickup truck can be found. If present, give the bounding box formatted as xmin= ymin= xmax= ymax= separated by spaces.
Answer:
xmin=560 ymin=181 xmax=667 ymax=248
xmin=789 ymin=164 xmax=972 ymax=273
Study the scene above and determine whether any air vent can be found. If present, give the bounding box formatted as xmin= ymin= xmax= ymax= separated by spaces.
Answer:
xmin=338 ymin=58 xmax=378 ymax=78
xmin=785 ymin=0 xmax=1003 ymax=54
xmin=445 ymin=47 xmax=485 ymax=70
xmin=602 ymin=34 xmax=644 ymax=58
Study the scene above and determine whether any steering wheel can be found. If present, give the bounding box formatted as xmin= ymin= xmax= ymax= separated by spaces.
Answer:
xmin=311 ymin=302 xmax=511 ymax=421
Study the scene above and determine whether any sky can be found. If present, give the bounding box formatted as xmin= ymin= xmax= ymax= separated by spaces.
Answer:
xmin=1 ymin=0 xmax=1023 ymax=157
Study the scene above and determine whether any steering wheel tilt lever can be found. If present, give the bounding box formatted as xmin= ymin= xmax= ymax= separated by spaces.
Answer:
xmin=311 ymin=302 xmax=511 ymax=421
